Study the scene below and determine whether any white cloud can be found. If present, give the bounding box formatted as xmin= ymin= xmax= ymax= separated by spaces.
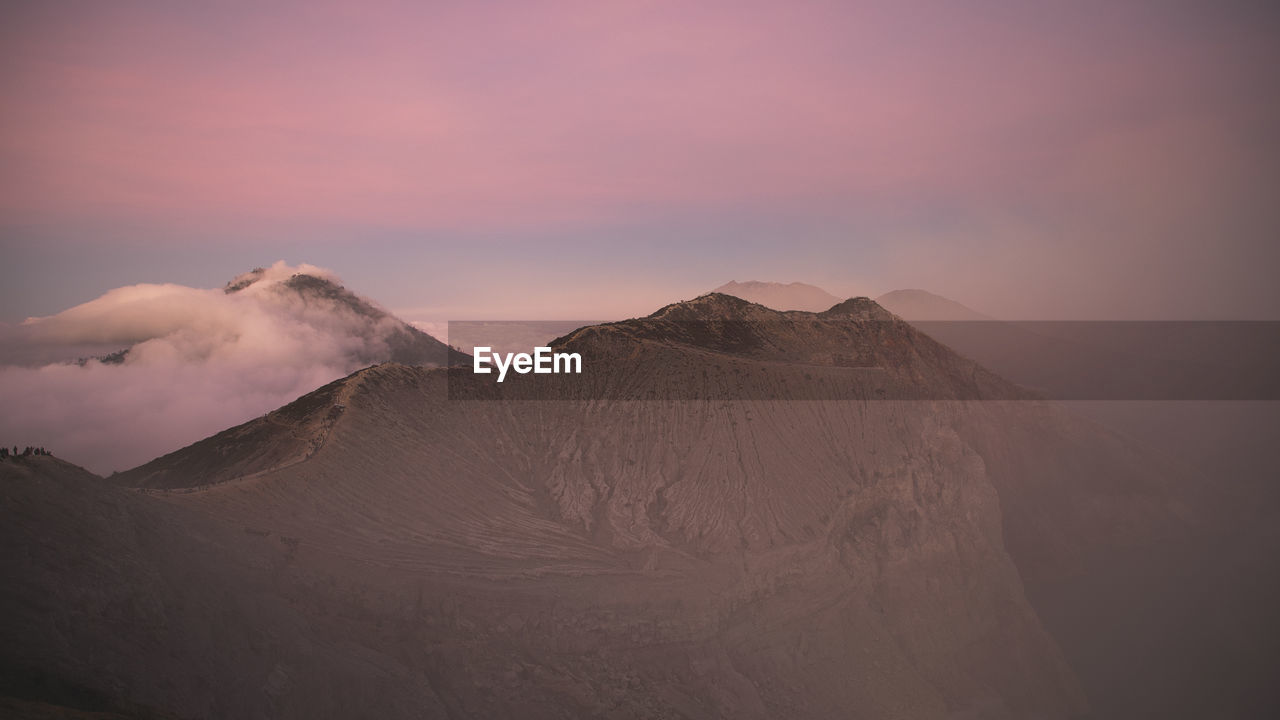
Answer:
xmin=0 ymin=261 xmax=406 ymax=475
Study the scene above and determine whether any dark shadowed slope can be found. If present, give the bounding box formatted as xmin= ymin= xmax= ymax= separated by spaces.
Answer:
xmin=0 ymin=455 xmax=455 ymax=719
xmin=6 ymin=294 xmax=1274 ymax=718
xmin=113 ymin=373 xmax=356 ymax=489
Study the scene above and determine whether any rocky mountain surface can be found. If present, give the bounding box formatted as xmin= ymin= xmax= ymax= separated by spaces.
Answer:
xmin=4 ymin=294 xmax=1276 ymax=718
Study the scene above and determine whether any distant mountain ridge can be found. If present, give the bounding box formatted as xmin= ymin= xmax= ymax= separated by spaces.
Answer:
xmin=712 ymin=280 xmax=990 ymax=320
xmin=712 ymin=280 xmax=842 ymax=312
xmin=876 ymin=288 xmax=991 ymax=321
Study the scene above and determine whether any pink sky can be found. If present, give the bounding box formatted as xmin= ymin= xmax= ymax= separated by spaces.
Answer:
xmin=2 ymin=1 xmax=1279 ymax=320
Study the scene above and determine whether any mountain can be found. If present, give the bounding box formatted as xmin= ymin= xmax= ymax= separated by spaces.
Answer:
xmin=875 ymin=289 xmax=991 ymax=321
xmin=1 ymin=455 xmax=317 ymax=719
xmin=710 ymin=282 xmax=990 ymax=320
xmin=0 ymin=263 xmax=469 ymax=475
xmin=712 ymin=280 xmax=842 ymax=312
xmin=113 ymin=372 xmax=357 ymax=489
xmin=223 ymin=267 xmax=467 ymax=367
xmin=8 ymin=263 xmax=463 ymax=369
xmin=5 ymin=294 xmax=1275 ymax=718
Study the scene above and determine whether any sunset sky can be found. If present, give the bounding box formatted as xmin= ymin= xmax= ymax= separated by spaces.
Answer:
xmin=3 ymin=1 xmax=1278 ymax=322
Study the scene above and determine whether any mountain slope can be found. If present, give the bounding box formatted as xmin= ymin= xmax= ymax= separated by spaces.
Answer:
xmin=113 ymin=373 xmax=357 ymax=489
xmin=113 ymin=363 xmax=1087 ymax=718
xmin=0 ymin=455 xmax=453 ymax=719
xmin=7 ymin=294 xmax=1255 ymax=719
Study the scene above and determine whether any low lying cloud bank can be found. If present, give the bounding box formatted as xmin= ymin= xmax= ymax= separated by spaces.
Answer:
xmin=0 ymin=261 xmax=423 ymax=475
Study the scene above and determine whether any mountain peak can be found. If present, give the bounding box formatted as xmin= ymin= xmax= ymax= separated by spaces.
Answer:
xmin=279 ymin=273 xmax=386 ymax=320
xmin=222 ymin=264 xmax=464 ymax=366
xmin=224 ymin=267 xmax=267 ymax=293
xmin=711 ymin=280 xmax=843 ymax=312
xmin=647 ymin=292 xmax=779 ymax=321
xmin=540 ymin=294 xmax=1030 ymax=406
xmin=820 ymin=297 xmax=895 ymax=321
xmin=223 ymin=261 xmax=344 ymax=294
xmin=283 ymin=272 xmax=343 ymax=293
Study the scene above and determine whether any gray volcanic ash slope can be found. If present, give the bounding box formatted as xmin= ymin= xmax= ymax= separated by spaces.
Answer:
xmin=4 ymin=294 xmax=1272 ymax=719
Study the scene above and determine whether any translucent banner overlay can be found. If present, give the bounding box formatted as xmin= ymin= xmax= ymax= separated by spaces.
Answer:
xmin=445 ymin=320 xmax=1280 ymax=401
